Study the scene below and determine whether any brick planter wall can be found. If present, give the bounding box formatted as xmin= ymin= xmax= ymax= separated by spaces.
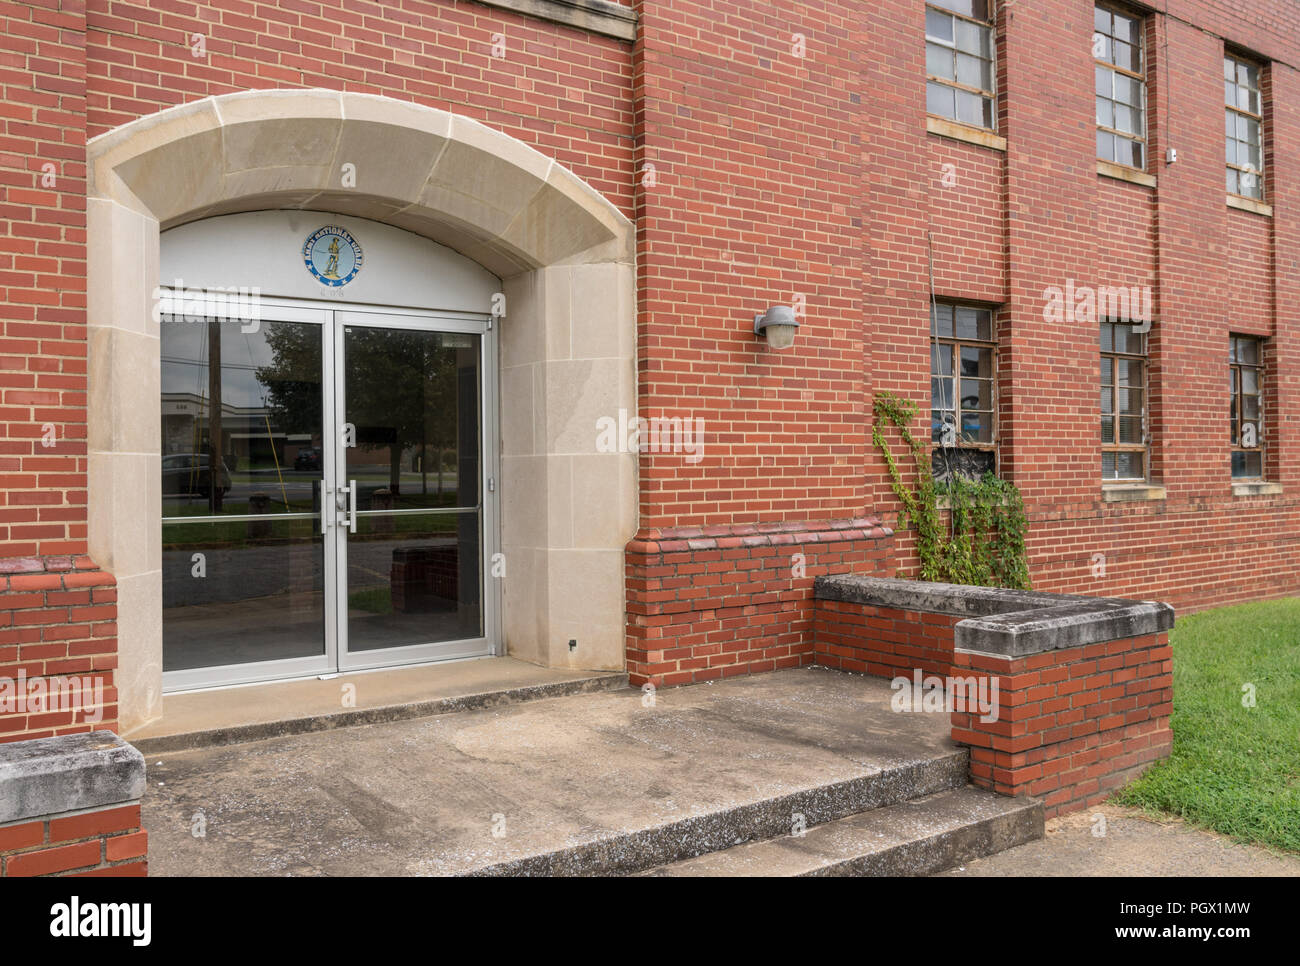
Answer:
xmin=0 ymin=731 xmax=146 ymax=876
xmin=626 ymin=518 xmax=893 ymax=687
xmin=953 ymin=634 xmax=1172 ymax=817
xmin=815 ymin=601 xmax=959 ymax=679
xmin=814 ymin=576 xmax=1174 ymax=818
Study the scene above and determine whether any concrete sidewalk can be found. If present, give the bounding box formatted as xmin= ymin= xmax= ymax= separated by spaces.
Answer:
xmin=941 ymin=803 xmax=1300 ymax=876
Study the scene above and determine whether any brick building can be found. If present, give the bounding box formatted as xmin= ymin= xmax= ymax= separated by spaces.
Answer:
xmin=0 ymin=0 xmax=1294 ymax=754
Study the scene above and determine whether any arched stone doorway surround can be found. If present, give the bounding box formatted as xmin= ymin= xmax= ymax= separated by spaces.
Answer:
xmin=86 ymin=90 xmax=636 ymax=731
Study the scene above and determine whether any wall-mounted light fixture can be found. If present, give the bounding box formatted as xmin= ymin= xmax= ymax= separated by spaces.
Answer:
xmin=753 ymin=305 xmax=799 ymax=350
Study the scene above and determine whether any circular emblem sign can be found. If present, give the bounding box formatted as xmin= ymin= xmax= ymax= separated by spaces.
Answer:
xmin=303 ymin=226 xmax=362 ymax=287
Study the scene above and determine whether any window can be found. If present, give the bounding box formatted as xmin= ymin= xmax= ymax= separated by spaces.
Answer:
xmin=1094 ymin=4 xmax=1146 ymax=170
xmin=1225 ymin=54 xmax=1264 ymax=200
xmin=931 ymin=302 xmax=996 ymax=482
xmin=1100 ymin=321 xmax=1147 ymax=481
xmin=1229 ymin=335 xmax=1264 ymax=479
xmin=926 ymin=1 xmax=996 ymax=130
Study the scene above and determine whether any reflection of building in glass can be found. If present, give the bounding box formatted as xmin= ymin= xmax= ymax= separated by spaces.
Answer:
xmin=161 ymin=391 xmax=315 ymax=471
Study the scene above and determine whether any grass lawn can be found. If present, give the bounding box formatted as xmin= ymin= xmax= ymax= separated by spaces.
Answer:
xmin=1113 ymin=596 xmax=1300 ymax=853
xmin=348 ymin=587 xmax=393 ymax=614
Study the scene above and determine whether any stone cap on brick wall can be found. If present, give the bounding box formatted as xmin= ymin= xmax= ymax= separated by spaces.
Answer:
xmin=0 ymin=732 xmax=145 ymax=825
xmin=815 ymin=575 xmax=1174 ymax=658
xmin=470 ymin=0 xmax=636 ymax=41
xmin=628 ymin=516 xmax=892 ymax=554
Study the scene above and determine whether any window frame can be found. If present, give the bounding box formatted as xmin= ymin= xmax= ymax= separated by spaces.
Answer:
xmin=1224 ymin=52 xmax=1265 ymax=202
xmin=1229 ymin=334 xmax=1265 ymax=480
xmin=930 ymin=301 xmax=999 ymax=482
xmin=1100 ymin=320 xmax=1149 ymax=483
xmin=925 ymin=0 xmax=998 ymax=132
xmin=1094 ymin=3 xmax=1148 ymax=171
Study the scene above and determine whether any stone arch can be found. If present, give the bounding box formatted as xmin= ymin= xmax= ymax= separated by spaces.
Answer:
xmin=87 ymin=90 xmax=637 ymax=731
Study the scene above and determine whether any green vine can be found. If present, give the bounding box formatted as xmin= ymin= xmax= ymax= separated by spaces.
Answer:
xmin=872 ymin=390 xmax=1030 ymax=590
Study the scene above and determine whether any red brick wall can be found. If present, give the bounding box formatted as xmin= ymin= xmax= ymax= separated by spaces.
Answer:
xmin=632 ymin=0 xmax=869 ymax=528
xmin=868 ymin=0 xmax=1300 ymax=617
xmin=954 ymin=632 xmax=1173 ymax=818
xmin=0 ymin=801 xmax=146 ymax=876
xmin=814 ymin=599 xmax=958 ymax=680
xmin=3 ymin=0 xmax=638 ymax=742
xmin=927 ymin=136 xmax=1004 ymax=304
xmin=1 ymin=0 xmax=1298 ymax=743
xmin=0 ymin=1 xmax=90 ymax=559
xmin=0 ymin=3 xmax=117 ymax=745
xmin=0 ymin=556 xmax=116 ymax=742
xmin=627 ymin=518 xmax=892 ymax=686
xmin=84 ymin=0 xmax=635 ymax=212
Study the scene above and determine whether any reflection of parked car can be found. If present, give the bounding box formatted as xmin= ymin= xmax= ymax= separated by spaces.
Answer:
xmin=294 ymin=447 xmax=322 ymax=471
xmin=162 ymin=454 xmax=231 ymax=497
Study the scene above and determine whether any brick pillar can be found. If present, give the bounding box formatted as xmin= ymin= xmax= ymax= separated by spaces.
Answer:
xmin=0 ymin=3 xmax=115 ymax=745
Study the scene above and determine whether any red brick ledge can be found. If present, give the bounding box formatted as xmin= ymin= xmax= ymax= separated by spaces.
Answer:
xmin=0 ymin=555 xmax=108 ymax=576
xmin=0 ymin=555 xmax=114 ymax=594
xmin=628 ymin=517 xmax=892 ymax=554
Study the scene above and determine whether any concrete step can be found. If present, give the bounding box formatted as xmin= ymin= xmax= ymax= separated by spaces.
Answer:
xmin=470 ymin=748 xmax=971 ymax=876
xmin=639 ymin=785 xmax=1044 ymax=877
xmin=129 ymin=657 xmax=628 ymax=754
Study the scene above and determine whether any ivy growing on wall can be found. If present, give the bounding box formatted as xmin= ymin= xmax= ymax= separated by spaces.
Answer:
xmin=871 ymin=391 xmax=1030 ymax=590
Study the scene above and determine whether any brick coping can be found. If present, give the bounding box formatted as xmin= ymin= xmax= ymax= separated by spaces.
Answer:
xmin=815 ymin=575 xmax=1174 ymax=658
xmin=0 ymin=555 xmax=105 ymax=576
xmin=628 ymin=516 xmax=892 ymax=554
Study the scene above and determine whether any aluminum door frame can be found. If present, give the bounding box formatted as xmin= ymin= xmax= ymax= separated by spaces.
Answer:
xmin=159 ymin=295 xmax=339 ymax=692
xmin=160 ymin=294 xmax=501 ymax=694
xmin=330 ymin=307 xmax=498 ymax=672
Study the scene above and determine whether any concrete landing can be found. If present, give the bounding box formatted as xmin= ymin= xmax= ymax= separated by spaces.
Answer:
xmin=127 ymin=657 xmax=626 ymax=754
xmin=141 ymin=667 xmax=972 ymax=876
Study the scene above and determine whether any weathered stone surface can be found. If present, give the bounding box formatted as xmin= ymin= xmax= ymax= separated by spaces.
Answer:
xmin=815 ymin=575 xmax=1175 ymax=657
xmin=469 ymin=0 xmax=637 ymax=41
xmin=0 ymin=732 xmax=145 ymax=825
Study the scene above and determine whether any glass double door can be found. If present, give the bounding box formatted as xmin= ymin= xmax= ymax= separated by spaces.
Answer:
xmin=160 ymin=297 xmax=496 ymax=691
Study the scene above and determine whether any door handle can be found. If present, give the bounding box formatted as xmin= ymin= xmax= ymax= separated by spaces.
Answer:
xmin=320 ymin=481 xmax=330 ymax=533
xmin=348 ymin=479 xmax=357 ymax=534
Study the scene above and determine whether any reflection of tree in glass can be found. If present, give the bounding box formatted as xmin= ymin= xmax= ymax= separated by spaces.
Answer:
xmin=256 ymin=322 xmax=323 ymax=446
xmin=258 ymin=325 xmax=458 ymax=495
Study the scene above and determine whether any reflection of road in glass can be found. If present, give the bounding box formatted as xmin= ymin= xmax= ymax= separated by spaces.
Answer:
xmin=162 ymin=533 xmax=477 ymax=672
xmin=163 ymin=536 xmax=454 ymax=605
